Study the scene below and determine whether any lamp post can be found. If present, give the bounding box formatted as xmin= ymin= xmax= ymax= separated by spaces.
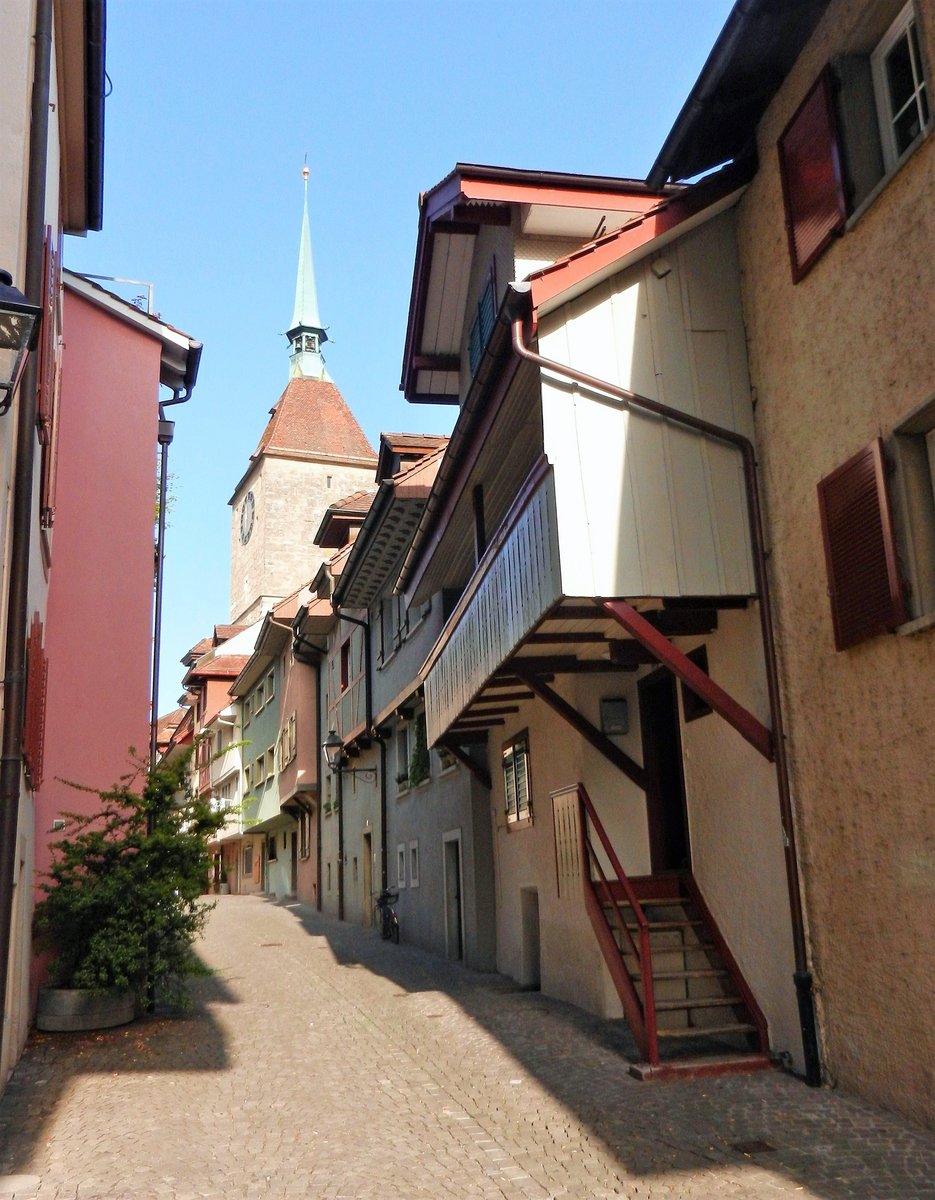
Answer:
xmin=322 ymin=730 xmax=377 ymax=921
xmin=0 ymin=270 xmax=41 ymax=414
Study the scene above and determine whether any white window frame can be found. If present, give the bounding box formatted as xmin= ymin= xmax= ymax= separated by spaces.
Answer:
xmin=409 ymin=840 xmax=420 ymax=888
xmin=503 ymin=731 xmax=532 ymax=824
xmin=397 ymin=842 xmax=407 ymax=888
xmin=871 ymin=3 xmax=930 ymax=171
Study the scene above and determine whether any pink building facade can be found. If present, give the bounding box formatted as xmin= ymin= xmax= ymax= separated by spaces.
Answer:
xmin=34 ymin=274 xmax=200 ymax=997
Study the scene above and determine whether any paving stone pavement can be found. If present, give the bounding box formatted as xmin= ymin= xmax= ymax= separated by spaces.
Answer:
xmin=0 ymin=896 xmax=933 ymax=1200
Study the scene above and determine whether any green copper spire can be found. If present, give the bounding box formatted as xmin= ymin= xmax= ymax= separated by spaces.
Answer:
xmin=287 ymin=164 xmax=330 ymax=381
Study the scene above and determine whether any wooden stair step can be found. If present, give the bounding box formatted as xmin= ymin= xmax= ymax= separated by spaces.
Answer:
xmin=656 ymin=1022 xmax=758 ymax=1039
xmin=654 ymin=994 xmax=743 ymax=1012
xmin=619 ymin=940 xmax=717 ymax=956
xmin=623 ymin=919 xmax=704 ymax=931
xmin=632 ymin=968 xmax=729 ymax=982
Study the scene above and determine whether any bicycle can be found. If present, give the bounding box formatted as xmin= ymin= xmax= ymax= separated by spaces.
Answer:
xmin=374 ymin=888 xmax=400 ymax=943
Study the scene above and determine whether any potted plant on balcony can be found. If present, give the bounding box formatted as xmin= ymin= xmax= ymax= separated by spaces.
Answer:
xmin=33 ymin=748 xmax=226 ymax=1032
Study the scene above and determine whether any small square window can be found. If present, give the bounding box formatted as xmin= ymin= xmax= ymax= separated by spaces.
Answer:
xmin=503 ymin=731 xmax=531 ymax=823
xmin=680 ymin=647 xmax=713 ymax=722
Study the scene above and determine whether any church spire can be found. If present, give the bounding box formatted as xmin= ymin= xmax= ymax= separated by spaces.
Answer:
xmin=287 ymin=164 xmax=330 ymax=381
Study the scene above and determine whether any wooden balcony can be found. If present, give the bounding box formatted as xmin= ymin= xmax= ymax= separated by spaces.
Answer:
xmin=424 ymin=460 xmax=561 ymax=743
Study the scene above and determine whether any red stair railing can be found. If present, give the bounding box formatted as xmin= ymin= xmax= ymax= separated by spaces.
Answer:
xmin=575 ymin=783 xmax=659 ymax=1065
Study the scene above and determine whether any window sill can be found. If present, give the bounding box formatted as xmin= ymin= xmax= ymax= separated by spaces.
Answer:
xmin=846 ymin=123 xmax=932 ymax=231
xmin=897 ymin=610 xmax=935 ymax=636
xmin=506 ymin=813 xmax=533 ymax=830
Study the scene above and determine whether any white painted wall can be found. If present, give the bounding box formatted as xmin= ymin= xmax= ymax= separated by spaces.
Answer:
xmin=538 ymin=210 xmax=756 ymax=600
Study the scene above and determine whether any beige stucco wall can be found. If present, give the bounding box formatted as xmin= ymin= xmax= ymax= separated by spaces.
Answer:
xmin=735 ymin=0 xmax=935 ymax=1124
xmin=230 ymin=454 xmax=374 ymax=623
xmin=489 ymin=609 xmax=803 ymax=1066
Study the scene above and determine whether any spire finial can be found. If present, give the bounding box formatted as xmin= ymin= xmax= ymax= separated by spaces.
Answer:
xmin=287 ymin=159 xmax=329 ymax=382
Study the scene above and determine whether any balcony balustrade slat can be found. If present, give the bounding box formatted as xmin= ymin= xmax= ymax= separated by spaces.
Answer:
xmin=427 ymin=472 xmax=562 ymax=742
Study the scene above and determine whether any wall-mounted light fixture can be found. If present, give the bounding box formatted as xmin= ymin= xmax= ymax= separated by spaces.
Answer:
xmin=0 ymin=270 xmax=41 ymax=413
xmin=322 ymin=729 xmax=377 ymax=781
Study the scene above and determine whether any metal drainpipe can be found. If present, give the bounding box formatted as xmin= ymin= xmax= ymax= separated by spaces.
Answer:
xmin=506 ymin=284 xmax=821 ymax=1086
xmin=0 ymin=0 xmax=53 ymax=1059
xmin=150 ymin=378 xmax=197 ymax=780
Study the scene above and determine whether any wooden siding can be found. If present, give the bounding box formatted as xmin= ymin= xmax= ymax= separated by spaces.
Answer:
xmin=425 ymin=469 xmax=561 ymax=744
xmin=539 ymin=210 xmax=757 ymax=600
xmin=552 ymin=787 xmax=582 ymax=901
xmin=327 ymin=624 xmax=367 ymax=739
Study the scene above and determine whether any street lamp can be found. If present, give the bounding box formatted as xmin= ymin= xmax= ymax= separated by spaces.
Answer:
xmin=0 ymin=270 xmax=41 ymax=413
xmin=322 ymin=729 xmax=376 ymax=780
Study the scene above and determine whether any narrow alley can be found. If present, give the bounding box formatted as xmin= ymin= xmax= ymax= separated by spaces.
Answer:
xmin=0 ymin=898 xmax=932 ymax=1200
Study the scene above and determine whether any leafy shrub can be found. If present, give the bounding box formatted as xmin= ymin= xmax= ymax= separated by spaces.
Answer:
xmin=34 ymin=748 xmax=226 ymax=1006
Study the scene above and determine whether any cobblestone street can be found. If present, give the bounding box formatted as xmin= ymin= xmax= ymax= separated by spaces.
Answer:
xmin=0 ymin=896 xmax=932 ymax=1200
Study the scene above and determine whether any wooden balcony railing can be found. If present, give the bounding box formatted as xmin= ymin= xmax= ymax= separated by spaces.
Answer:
xmin=424 ymin=459 xmax=561 ymax=743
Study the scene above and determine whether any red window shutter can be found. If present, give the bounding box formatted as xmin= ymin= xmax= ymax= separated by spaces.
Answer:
xmin=778 ymin=69 xmax=847 ymax=282
xmin=23 ymin=613 xmax=48 ymax=790
xmin=817 ymin=438 xmax=906 ymax=650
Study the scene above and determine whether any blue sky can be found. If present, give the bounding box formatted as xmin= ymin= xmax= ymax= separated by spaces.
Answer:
xmin=64 ymin=0 xmax=734 ymax=712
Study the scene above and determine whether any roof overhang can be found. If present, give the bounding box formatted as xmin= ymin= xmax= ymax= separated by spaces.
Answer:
xmin=63 ymin=270 xmax=202 ymax=393
xmin=230 ymin=615 xmax=291 ymax=697
xmin=647 ymin=0 xmax=832 ymax=187
xmin=334 ymin=449 xmax=442 ymax=609
xmin=529 ymin=162 xmax=753 ymax=318
xmin=55 ymin=0 xmax=105 ymax=233
xmin=401 ymin=164 xmax=673 ymax=405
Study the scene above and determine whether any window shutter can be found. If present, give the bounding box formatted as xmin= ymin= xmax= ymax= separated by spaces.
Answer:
xmin=778 ymin=69 xmax=847 ymax=282
xmin=817 ymin=438 xmax=906 ymax=650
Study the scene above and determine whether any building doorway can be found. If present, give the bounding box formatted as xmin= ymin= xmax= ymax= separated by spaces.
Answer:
xmin=638 ymin=665 xmax=691 ymax=873
xmin=519 ymin=887 xmax=541 ymax=989
xmin=443 ymin=832 xmax=463 ymax=961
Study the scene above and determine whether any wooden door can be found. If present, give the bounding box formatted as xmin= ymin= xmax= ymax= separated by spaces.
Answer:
xmin=638 ymin=666 xmax=691 ymax=873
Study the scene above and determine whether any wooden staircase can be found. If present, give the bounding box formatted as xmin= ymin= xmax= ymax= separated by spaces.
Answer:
xmin=606 ymin=874 xmax=771 ymax=1079
xmin=564 ymin=783 xmax=773 ymax=1081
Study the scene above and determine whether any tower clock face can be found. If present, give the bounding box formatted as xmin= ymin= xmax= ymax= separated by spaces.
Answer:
xmin=239 ymin=490 xmax=255 ymax=544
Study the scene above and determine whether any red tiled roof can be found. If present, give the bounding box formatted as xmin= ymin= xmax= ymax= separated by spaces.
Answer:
xmin=381 ymin=432 xmax=449 ymax=450
xmin=214 ymin=623 xmax=248 ymax=643
xmin=182 ymin=636 xmax=213 ymax=665
xmin=156 ymin=707 xmax=187 ymax=739
xmin=328 ymin=489 xmax=376 ymax=513
xmin=184 ymin=653 xmax=251 ymax=682
xmin=252 ymin=377 xmax=377 ymax=463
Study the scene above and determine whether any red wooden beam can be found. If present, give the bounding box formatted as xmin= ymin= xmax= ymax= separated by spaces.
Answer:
xmin=512 ymin=662 xmax=647 ymax=790
xmin=601 ymin=600 xmax=774 ymax=761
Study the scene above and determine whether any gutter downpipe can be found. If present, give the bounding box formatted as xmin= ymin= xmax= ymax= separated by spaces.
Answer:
xmin=506 ymin=283 xmax=821 ymax=1087
xmin=0 ymin=0 xmax=53 ymax=1062
xmin=331 ymin=610 xmax=371 ymax=923
xmin=149 ymin=366 xmax=199 ymax=773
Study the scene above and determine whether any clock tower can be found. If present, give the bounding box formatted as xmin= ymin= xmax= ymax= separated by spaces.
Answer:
xmin=229 ymin=168 xmax=377 ymax=624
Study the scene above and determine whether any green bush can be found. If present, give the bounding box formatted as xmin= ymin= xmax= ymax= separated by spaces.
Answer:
xmin=34 ymin=747 xmax=226 ymax=1005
